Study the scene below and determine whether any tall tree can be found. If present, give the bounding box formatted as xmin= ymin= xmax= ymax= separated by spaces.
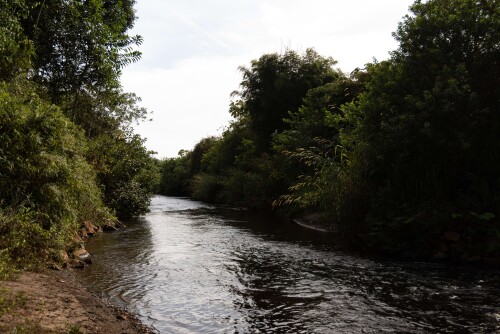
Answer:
xmin=355 ymin=0 xmax=500 ymax=205
xmin=338 ymin=0 xmax=500 ymax=254
xmin=23 ymin=0 xmax=141 ymax=98
xmin=19 ymin=0 xmax=156 ymax=219
xmin=0 ymin=0 xmax=33 ymax=80
xmin=232 ymin=48 xmax=338 ymax=151
xmin=20 ymin=0 xmax=144 ymax=134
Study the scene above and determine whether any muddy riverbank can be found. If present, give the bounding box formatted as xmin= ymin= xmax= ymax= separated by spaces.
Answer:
xmin=0 ymin=268 xmax=157 ymax=333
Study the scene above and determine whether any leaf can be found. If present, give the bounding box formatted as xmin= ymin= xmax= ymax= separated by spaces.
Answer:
xmin=479 ymin=212 xmax=495 ymax=221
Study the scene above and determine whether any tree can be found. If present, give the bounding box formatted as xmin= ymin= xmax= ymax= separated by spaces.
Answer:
xmin=271 ymin=70 xmax=367 ymax=221
xmin=22 ymin=0 xmax=141 ymax=100
xmin=18 ymin=0 xmax=145 ymax=142
xmin=339 ymin=0 xmax=500 ymax=255
xmin=0 ymin=0 xmax=33 ymax=80
xmin=159 ymin=155 xmax=192 ymax=196
xmin=273 ymin=70 xmax=366 ymax=155
xmin=232 ymin=48 xmax=338 ymax=151
xmin=190 ymin=137 xmax=217 ymax=174
xmin=354 ymin=0 xmax=500 ymax=205
xmin=0 ymin=0 xmax=158 ymax=270
xmin=16 ymin=0 xmax=156 ymax=219
xmin=0 ymin=82 xmax=114 ymax=265
xmin=88 ymin=133 xmax=159 ymax=219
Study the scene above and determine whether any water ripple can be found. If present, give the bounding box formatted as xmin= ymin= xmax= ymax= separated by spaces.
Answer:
xmin=80 ymin=195 xmax=500 ymax=333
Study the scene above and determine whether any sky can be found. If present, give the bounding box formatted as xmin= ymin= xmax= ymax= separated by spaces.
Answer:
xmin=122 ymin=0 xmax=416 ymax=158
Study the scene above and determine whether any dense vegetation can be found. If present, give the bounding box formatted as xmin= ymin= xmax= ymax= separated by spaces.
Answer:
xmin=159 ymin=0 xmax=499 ymax=260
xmin=0 ymin=0 xmax=159 ymax=271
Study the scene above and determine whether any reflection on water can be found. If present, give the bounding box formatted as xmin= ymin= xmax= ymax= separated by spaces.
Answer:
xmin=80 ymin=196 xmax=499 ymax=333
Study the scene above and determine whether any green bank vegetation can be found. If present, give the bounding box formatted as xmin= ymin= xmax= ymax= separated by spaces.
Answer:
xmin=159 ymin=0 xmax=499 ymax=260
xmin=0 ymin=0 xmax=159 ymax=272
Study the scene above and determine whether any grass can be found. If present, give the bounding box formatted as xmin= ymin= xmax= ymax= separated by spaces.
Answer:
xmin=0 ymin=288 xmax=27 ymax=317
xmin=9 ymin=321 xmax=44 ymax=334
xmin=66 ymin=324 xmax=83 ymax=334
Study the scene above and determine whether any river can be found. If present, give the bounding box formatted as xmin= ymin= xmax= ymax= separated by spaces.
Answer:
xmin=79 ymin=195 xmax=499 ymax=333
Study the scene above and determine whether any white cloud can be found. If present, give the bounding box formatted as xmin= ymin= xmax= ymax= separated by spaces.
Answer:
xmin=123 ymin=0 xmax=415 ymax=158
xmin=123 ymin=55 xmax=245 ymax=157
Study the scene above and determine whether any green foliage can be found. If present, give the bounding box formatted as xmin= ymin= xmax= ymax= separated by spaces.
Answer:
xmin=352 ymin=0 xmax=500 ymax=208
xmin=220 ymin=167 xmax=280 ymax=208
xmin=62 ymin=88 xmax=149 ymax=139
xmin=201 ymin=124 xmax=249 ymax=174
xmin=0 ymin=253 xmax=12 ymax=281
xmin=0 ymin=208 xmax=59 ymax=269
xmin=66 ymin=325 xmax=83 ymax=334
xmin=0 ymin=82 xmax=112 ymax=225
xmin=19 ymin=0 xmax=156 ymax=220
xmin=191 ymin=173 xmax=223 ymax=203
xmin=339 ymin=0 xmax=500 ymax=254
xmin=166 ymin=49 xmax=339 ymax=206
xmin=22 ymin=0 xmax=142 ymax=102
xmin=0 ymin=82 xmax=114 ymax=266
xmin=272 ymin=70 xmax=367 ymax=220
xmin=190 ymin=137 xmax=217 ymax=174
xmin=159 ymin=154 xmax=192 ymax=196
xmin=88 ymin=133 xmax=158 ymax=219
xmin=274 ymin=68 xmax=367 ymax=152
xmin=232 ymin=48 xmax=338 ymax=151
xmin=110 ymin=180 xmax=152 ymax=219
xmin=0 ymin=288 xmax=27 ymax=318
xmin=0 ymin=0 xmax=33 ymax=79
xmin=159 ymin=0 xmax=500 ymax=259
xmin=0 ymin=0 xmax=157 ymax=268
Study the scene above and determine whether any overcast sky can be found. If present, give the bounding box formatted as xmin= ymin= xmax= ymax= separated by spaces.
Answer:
xmin=122 ymin=0 xmax=415 ymax=158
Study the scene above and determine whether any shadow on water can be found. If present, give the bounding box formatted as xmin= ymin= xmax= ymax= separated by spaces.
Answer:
xmin=79 ymin=196 xmax=500 ymax=334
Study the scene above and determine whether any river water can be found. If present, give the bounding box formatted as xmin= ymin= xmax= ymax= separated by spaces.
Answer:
xmin=79 ymin=195 xmax=499 ymax=333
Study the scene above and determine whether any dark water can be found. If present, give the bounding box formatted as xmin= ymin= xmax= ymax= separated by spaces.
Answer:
xmin=79 ymin=195 xmax=499 ymax=333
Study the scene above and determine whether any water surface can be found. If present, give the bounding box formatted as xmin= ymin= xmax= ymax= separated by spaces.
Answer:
xmin=80 ymin=195 xmax=499 ymax=333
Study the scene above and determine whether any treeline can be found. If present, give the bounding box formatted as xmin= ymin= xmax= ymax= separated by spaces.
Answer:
xmin=0 ymin=0 xmax=159 ymax=270
xmin=159 ymin=0 xmax=499 ymax=259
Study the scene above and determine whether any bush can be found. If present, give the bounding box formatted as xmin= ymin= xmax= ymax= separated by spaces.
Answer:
xmin=191 ymin=174 xmax=223 ymax=203
xmin=159 ymin=155 xmax=192 ymax=196
xmin=0 ymin=82 xmax=113 ymax=225
xmin=87 ymin=133 xmax=159 ymax=219
xmin=0 ymin=82 xmax=114 ymax=267
xmin=0 ymin=208 xmax=60 ymax=269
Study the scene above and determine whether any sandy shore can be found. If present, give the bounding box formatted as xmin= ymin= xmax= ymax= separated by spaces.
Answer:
xmin=0 ymin=269 xmax=157 ymax=334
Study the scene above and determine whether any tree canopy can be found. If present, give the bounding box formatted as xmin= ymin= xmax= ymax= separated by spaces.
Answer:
xmin=159 ymin=0 xmax=500 ymax=260
xmin=231 ymin=48 xmax=338 ymax=151
xmin=0 ymin=0 xmax=159 ymax=268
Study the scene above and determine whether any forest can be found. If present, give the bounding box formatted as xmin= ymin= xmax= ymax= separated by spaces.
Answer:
xmin=0 ymin=0 xmax=498 ymax=273
xmin=1 ymin=1 xmax=498 ymax=333
xmin=0 ymin=0 xmax=159 ymax=272
xmin=158 ymin=0 xmax=499 ymax=260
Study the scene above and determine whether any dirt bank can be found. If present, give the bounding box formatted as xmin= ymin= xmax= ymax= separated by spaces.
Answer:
xmin=0 ymin=269 xmax=157 ymax=334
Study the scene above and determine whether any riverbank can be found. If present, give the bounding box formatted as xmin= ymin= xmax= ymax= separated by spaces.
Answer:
xmin=291 ymin=212 xmax=500 ymax=268
xmin=292 ymin=212 xmax=336 ymax=233
xmin=0 ymin=269 xmax=157 ymax=334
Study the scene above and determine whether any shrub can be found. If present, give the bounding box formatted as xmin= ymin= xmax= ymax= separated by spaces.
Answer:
xmin=191 ymin=174 xmax=223 ymax=203
xmin=0 ymin=82 xmax=114 ymax=266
